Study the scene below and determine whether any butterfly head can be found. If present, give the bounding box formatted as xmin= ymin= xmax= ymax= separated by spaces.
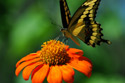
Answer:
xmin=61 ymin=28 xmax=69 ymax=38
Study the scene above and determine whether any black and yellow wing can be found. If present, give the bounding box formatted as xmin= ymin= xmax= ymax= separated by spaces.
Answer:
xmin=68 ymin=0 xmax=100 ymax=28
xmin=60 ymin=0 xmax=71 ymax=28
xmin=60 ymin=0 xmax=111 ymax=47
xmin=67 ymin=0 xmax=111 ymax=47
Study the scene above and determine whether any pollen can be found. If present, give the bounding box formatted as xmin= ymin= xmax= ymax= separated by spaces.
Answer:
xmin=40 ymin=40 xmax=70 ymax=66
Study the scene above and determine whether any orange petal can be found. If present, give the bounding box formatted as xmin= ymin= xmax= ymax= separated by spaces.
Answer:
xmin=15 ymin=58 xmax=41 ymax=76
xmin=47 ymin=66 xmax=62 ymax=83
xmin=31 ymin=64 xmax=43 ymax=79
xmin=59 ymin=65 xmax=74 ymax=83
xmin=65 ymin=45 xmax=69 ymax=51
xmin=32 ymin=64 xmax=49 ymax=83
xmin=22 ymin=61 xmax=43 ymax=80
xmin=68 ymin=56 xmax=92 ymax=77
xmin=16 ymin=53 xmax=40 ymax=67
xmin=67 ymin=48 xmax=83 ymax=57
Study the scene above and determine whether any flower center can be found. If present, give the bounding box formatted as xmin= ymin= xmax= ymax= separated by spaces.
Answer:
xmin=40 ymin=40 xmax=70 ymax=66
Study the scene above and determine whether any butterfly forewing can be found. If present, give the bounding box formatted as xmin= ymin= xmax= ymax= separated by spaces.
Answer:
xmin=60 ymin=0 xmax=71 ymax=28
xmin=68 ymin=0 xmax=101 ymax=29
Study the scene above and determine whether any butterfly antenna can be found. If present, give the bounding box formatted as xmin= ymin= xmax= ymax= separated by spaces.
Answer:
xmin=51 ymin=21 xmax=62 ymax=29
xmin=62 ymin=38 xmax=68 ymax=45
xmin=49 ymin=17 xmax=62 ymax=29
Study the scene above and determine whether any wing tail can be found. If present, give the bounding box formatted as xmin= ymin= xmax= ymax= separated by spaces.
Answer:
xmin=89 ymin=23 xmax=111 ymax=46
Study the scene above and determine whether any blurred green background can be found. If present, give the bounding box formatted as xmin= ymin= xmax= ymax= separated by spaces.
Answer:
xmin=0 ymin=0 xmax=125 ymax=83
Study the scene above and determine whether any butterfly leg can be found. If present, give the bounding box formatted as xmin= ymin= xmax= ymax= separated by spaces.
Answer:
xmin=55 ymin=35 xmax=60 ymax=40
xmin=63 ymin=38 xmax=68 ymax=45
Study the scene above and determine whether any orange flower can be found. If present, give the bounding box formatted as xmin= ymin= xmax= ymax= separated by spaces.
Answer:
xmin=15 ymin=40 xmax=92 ymax=83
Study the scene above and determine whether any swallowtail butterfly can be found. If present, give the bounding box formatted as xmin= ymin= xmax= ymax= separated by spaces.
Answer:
xmin=60 ymin=0 xmax=111 ymax=47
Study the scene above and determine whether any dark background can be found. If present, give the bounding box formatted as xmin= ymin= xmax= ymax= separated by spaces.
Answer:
xmin=0 ymin=0 xmax=125 ymax=83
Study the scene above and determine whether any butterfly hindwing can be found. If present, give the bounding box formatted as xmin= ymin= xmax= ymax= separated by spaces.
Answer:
xmin=60 ymin=0 xmax=71 ymax=28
